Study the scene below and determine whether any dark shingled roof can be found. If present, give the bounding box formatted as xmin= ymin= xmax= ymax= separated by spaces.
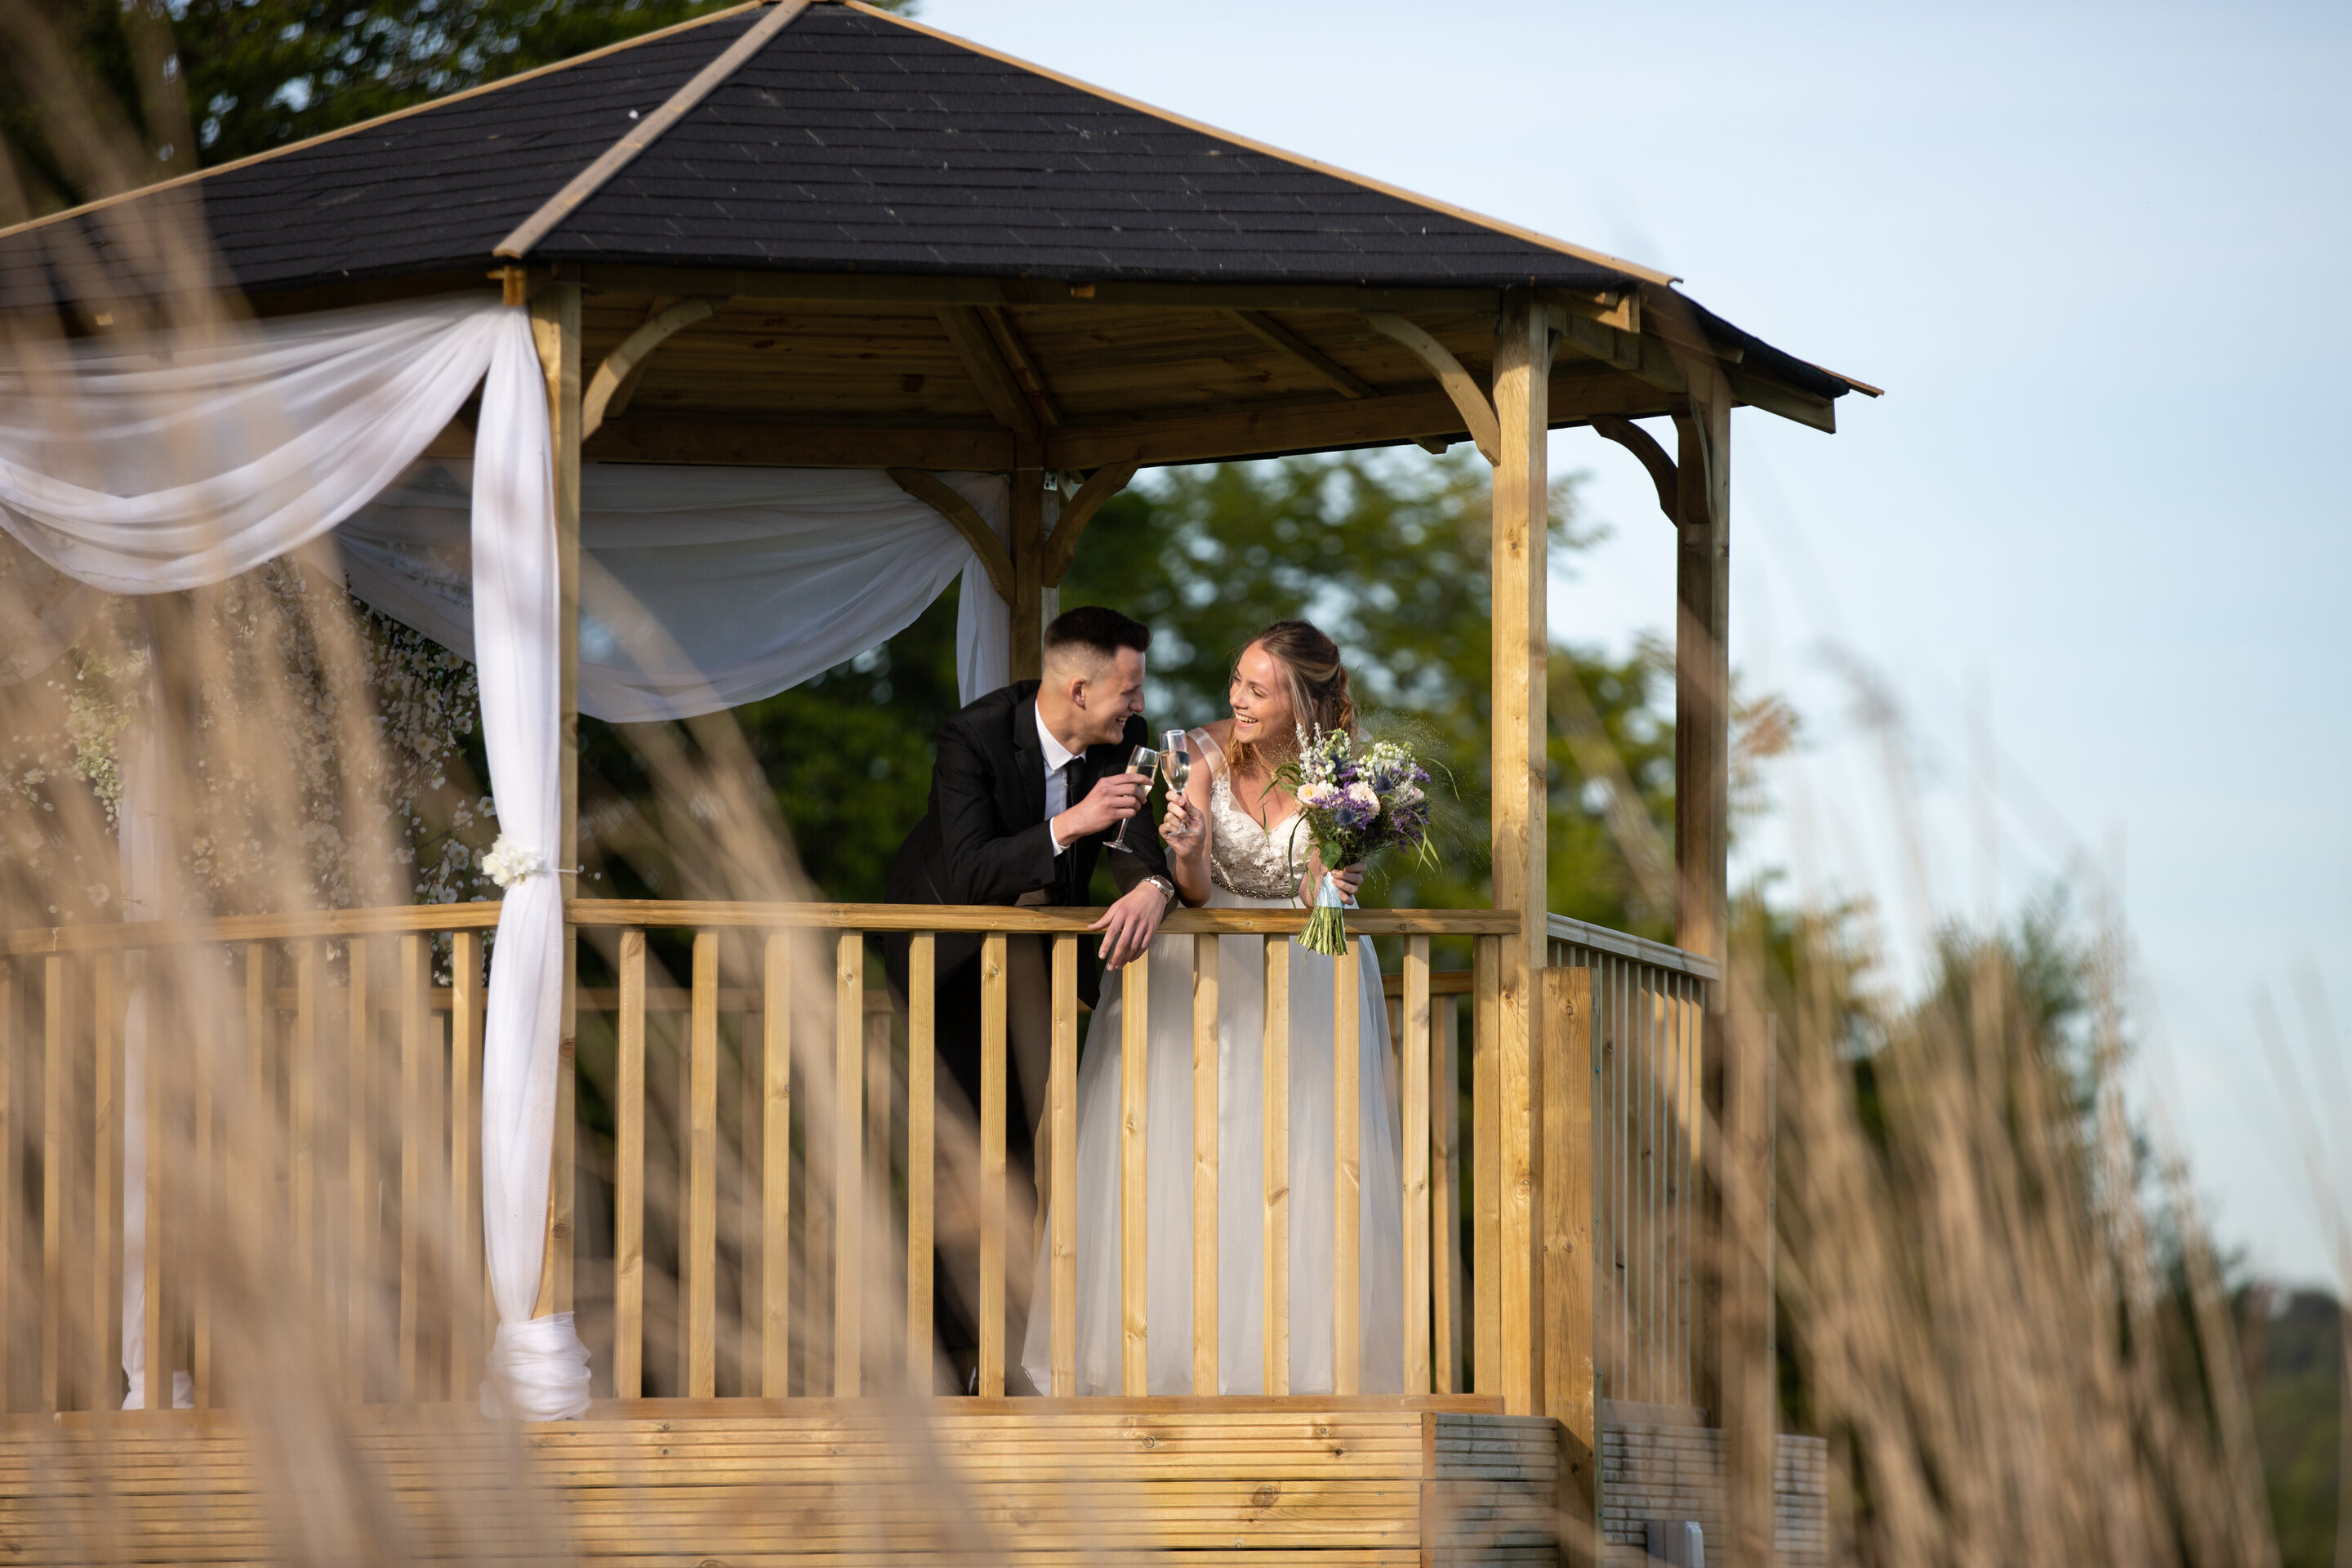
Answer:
xmin=0 ymin=2 xmax=1864 ymax=399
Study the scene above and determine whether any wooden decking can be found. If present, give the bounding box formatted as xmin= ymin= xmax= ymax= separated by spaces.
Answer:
xmin=0 ymin=1396 xmax=1564 ymax=1566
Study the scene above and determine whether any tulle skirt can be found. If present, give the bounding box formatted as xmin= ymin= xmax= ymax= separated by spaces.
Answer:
xmin=1019 ymin=891 xmax=1405 ymax=1395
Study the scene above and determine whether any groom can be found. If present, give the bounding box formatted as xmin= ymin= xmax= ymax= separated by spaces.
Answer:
xmin=884 ymin=604 xmax=1178 ymax=1386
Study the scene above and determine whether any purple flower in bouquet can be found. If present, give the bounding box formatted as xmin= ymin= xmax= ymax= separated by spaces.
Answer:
xmin=1276 ymin=726 xmax=1442 ymax=956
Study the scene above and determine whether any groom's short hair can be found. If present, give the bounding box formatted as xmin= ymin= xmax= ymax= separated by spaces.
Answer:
xmin=1043 ymin=605 xmax=1151 ymax=673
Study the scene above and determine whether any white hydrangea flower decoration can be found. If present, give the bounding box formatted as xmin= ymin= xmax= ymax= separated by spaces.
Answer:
xmin=481 ymin=835 xmax=546 ymax=889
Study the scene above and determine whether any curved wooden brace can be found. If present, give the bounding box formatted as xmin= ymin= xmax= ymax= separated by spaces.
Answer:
xmin=584 ymin=297 xmax=720 ymax=438
xmin=888 ymin=467 xmax=1016 ymax=605
xmin=1040 ymin=461 xmax=1138 ymax=588
xmin=1362 ymin=312 xmax=1499 ymax=463
xmin=1589 ymin=416 xmax=1679 ymax=526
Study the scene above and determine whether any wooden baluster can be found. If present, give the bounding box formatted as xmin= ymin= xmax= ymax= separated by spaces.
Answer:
xmin=1401 ymin=937 xmax=1431 ymax=1393
xmin=141 ymin=967 xmax=166 ymax=1414
xmin=93 ymin=953 xmax=118 ymax=1411
xmin=293 ymin=941 xmax=318 ymax=1307
xmin=1472 ymin=934 xmax=1501 ymax=1395
xmin=613 ymin=930 xmax=647 ymax=1398
xmin=1119 ymin=938 xmax=1150 ymax=1395
xmin=904 ymin=934 xmax=933 ymax=1392
xmin=196 ymin=961 xmax=225 ymax=1408
xmin=398 ymin=933 xmax=428 ymax=1401
xmin=1190 ymin=934 xmax=1218 ymax=1395
xmin=346 ymin=938 xmax=372 ymax=1405
xmin=864 ymin=988 xmax=891 ymax=1392
xmin=733 ymin=994 xmax=755 ymax=1398
xmin=688 ymin=930 xmax=719 ymax=1399
xmin=1434 ymin=994 xmax=1462 ymax=1395
xmin=1333 ymin=938 xmax=1361 ymax=1395
xmin=763 ymin=933 xmax=793 ymax=1396
xmin=833 ymin=932 xmax=862 ymax=1396
xmin=1048 ymin=933 xmax=1077 ymax=1396
xmin=0 ymin=961 xmax=12 ymax=1414
xmin=1262 ymin=936 xmax=1290 ymax=1396
xmin=41 ymin=955 xmax=65 ymax=1412
xmin=977 ymin=933 xmax=1007 ymax=1396
xmin=449 ymin=933 xmax=482 ymax=1401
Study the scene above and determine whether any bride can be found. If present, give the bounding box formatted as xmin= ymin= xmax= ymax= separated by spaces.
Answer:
xmin=1020 ymin=620 xmax=1405 ymax=1395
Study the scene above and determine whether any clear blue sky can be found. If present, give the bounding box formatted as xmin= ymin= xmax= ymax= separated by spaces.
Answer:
xmin=920 ymin=0 xmax=2352 ymax=1283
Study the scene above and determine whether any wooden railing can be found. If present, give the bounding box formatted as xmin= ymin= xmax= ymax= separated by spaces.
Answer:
xmin=0 ymin=899 xmax=1530 ymax=1412
xmin=1546 ymin=914 xmax=1720 ymax=1413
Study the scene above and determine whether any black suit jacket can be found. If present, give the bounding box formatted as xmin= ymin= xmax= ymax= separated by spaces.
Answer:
xmin=885 ymin=681 xmax=1171 ymax=1008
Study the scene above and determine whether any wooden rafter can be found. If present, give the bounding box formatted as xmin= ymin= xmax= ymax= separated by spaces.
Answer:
xmin=1040 ymin=462 xmax=1138 ymax=588
xmin=978 ymin=306 xmax=1062 ymax=427
xmin=494 ymin=0 xmax=814 ymax=259
xmin=936 ymin=305 xmax=1040 ymax=439
xmin=1363 ymin=312 xmax=1499 ymax=462
xmin=886 ymin=468 xmax=1015 ymax=605
xmin=1223 ymin=310 xmax=1377 ymax=400
xmin=1589 ymin=416 xmax=1679 ymax=525
xmin=583 ymin=296 xmax=723 ymax=437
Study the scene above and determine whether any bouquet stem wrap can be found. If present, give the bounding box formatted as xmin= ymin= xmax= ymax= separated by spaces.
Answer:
xmin=1300 ymin=871 xmax=1350 ymax=956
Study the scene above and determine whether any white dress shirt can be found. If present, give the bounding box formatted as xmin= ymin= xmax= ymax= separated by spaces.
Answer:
xmin=1038 ymin=706 xmax=1079 ymax=854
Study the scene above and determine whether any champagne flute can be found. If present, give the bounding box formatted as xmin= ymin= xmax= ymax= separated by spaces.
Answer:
xmin=1158 ymin=729 xmax=1192 ymax=844
xmin=1108 ymin=744 xmax=1157 ymax=853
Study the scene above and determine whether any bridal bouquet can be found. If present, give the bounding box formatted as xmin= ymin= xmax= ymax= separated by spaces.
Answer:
xmin=1282 ymin=726 xmax=1435 ymax=956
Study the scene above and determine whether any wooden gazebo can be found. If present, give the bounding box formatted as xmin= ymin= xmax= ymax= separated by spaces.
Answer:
xmin=0 ymin=2 xmax=1868 ymax=1561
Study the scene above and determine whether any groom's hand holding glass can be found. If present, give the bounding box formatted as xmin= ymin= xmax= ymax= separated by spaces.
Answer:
xmin=1054 ymin=773 xmax=1169 ymax=969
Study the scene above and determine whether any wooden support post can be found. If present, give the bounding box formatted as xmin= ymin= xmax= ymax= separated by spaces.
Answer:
xmin=613 ymin=930 xmax=647 ymax=1398
xmin=1190 ymin=935 xmax=1219 ymax=1395
xmin=530 ymin=278 xmax=583 ymax=1323
xmin=1543 ymin=967 xmax=1599 ymax=1564
xmin=1488 ymin=287 xmax=1552 ymax=1415
xmin=688 ymin=931 xmax=719 ymax=1398
xmin=764 ymin=933 xmax=795 ymax=1396
xmin=904 ymin=934 xmax=931 ymax=1392
xmin=1119 ymin=947 xmax=1151 ymax=1395
xmin=1262 ymin=937 xmax=1290 ymax=1396
xmin=978 ymin=933 xmax=1007 ymax=1396
xmin=1049 ymin=933 xmax=1079 ymax=1396
xmin=1673 ymin=370 xmax=1731 ymax=970
xmin=1010 ymin=445 xmax=1047 ymax=682
xmin=1719 ymin=1012 xmax=1776 ymax=1568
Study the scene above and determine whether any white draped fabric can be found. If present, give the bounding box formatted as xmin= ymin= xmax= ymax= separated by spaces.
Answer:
xmin=339 ymin=462 xmax=1012 ymax=722
xmin=0 ymin=294 xmax=588 ymax=1417
xmin=0 ymin=287 xmax=1025 ymax=1419
xmin=0 ymin=293 xmax=1024 ymax=1418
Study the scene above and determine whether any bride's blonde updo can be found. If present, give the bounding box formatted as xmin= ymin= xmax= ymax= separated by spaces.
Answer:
xmin=1228 ymin=618 xmax=1357 ymax=777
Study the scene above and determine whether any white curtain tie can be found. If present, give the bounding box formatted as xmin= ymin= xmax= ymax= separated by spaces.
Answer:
xmin=480 ymin=1313 xmax=592 ymax=1421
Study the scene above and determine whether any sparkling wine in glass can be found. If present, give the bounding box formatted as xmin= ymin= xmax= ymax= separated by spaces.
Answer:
xmin=1158 ymin=730 xmax=1192 ymax=841
xmin=1109 ymin=744 xmax=1156 ymax=853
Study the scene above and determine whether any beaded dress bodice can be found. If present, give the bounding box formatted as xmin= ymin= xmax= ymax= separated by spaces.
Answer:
xmin=1208 ymin=771 xmax=1308 ymax=902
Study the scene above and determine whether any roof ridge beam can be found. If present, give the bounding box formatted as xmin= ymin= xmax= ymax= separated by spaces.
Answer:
xmin=494 ymin=0 xmax=813 ymax=261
